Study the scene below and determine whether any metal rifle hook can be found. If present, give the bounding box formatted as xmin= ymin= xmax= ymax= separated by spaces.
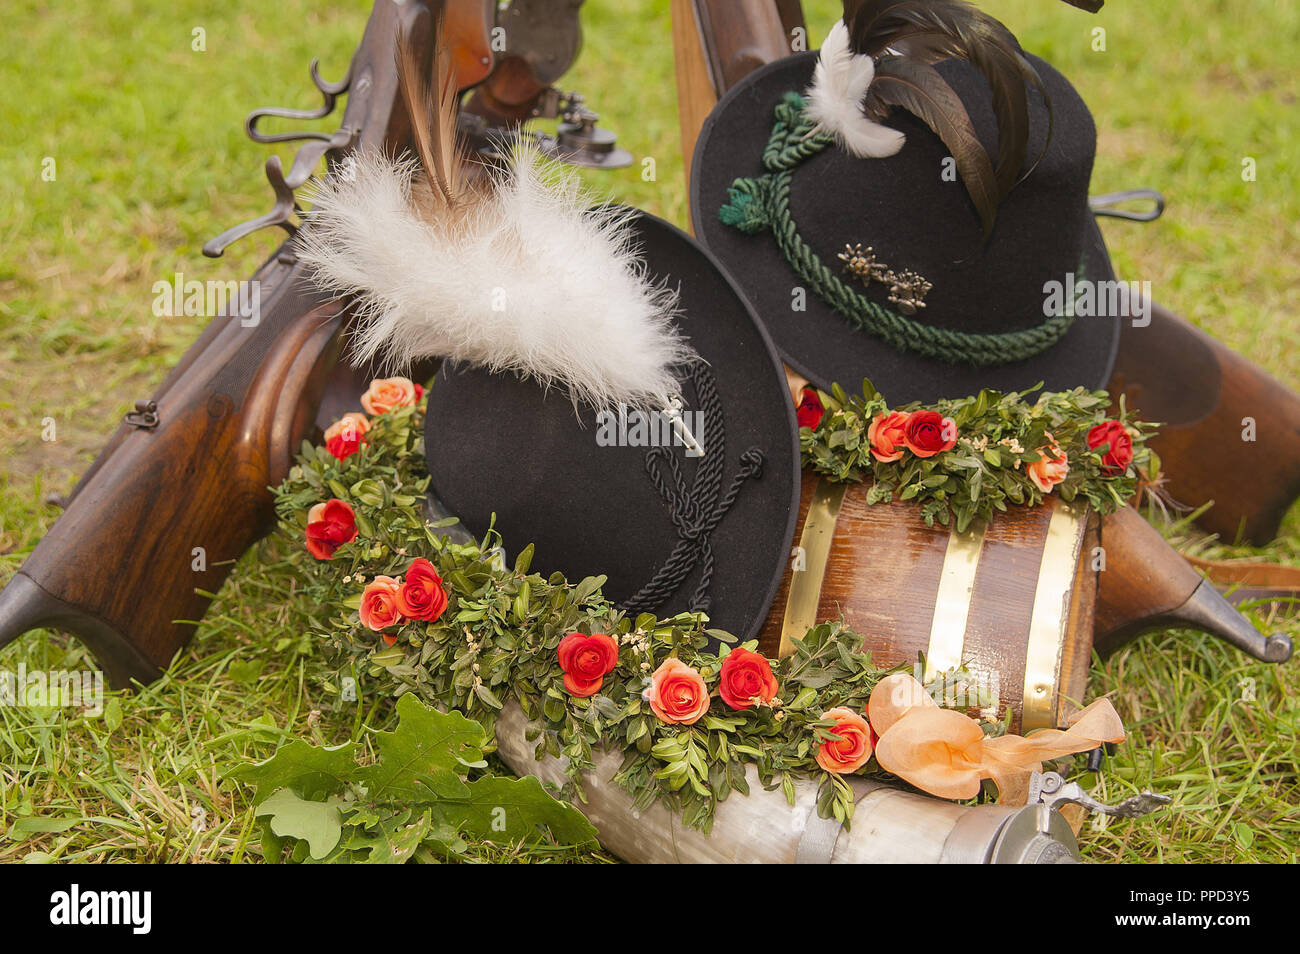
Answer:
xmin=1090 ymin=188 xmax=1166 ymax=222
xmin=203 ymin=59 xmax=356 ymax=258
xmin=244 ymin=59 xmax=352 ymax=144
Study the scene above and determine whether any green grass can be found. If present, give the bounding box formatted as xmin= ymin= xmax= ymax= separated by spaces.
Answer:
xmin=1 ymin=0 xmax=1297 ymax=863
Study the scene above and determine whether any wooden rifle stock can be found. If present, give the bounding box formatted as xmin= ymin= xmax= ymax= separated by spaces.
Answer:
xmin=672 ymin=0 xmax=797 ymax=185
xmin=0 ymin=0 xmax=442 ymax=685
xmin=1107 ymin=301 xmax=1300 ymax=545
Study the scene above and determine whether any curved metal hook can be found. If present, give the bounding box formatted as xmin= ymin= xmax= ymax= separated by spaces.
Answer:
xmin=246 ymin=59 xmax=353 ymax=144
xmin=205 ymin=58 xmax=356 ymax=257
xmin=1090 ymin=188 xmax=1166 ymax=222
xmin=203 ymin=123 xmax=358 ymax=258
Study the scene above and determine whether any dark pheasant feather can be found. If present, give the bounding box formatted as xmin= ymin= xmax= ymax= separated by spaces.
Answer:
xmin=870 ymin=56 xmax=1000 ymax=234
xmin=844 ymin=0 xmax=1053 ymax=233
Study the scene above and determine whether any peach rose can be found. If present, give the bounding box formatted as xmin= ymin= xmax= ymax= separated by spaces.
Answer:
xmin=867 ymin=410 xmax=911 ymax=462
xmin=359 ymin=575 xmax=405 ymax=637
xmin=1027 ymin=434 xmax=1069 ymax=493
xmin=815 ymin=706 xmax=875 ymax=774
xmin=361 ymin=377 xmax=420 ymax=415
xmin=644 ymin=658 xmax=710 ymax=725
xmin=324 ymin=412 xmax=370 ymax=461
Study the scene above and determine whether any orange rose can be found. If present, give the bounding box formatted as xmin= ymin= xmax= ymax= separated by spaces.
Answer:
xmin=359 ymin=575 xmax=405 ymax=639
xmin=644 ymin=658 xmax=710 ymax=725
xmin=815 ymin=706 xmax=875 ymax=774
xmin=718 ymin=647 xmax=779 ymax=710
xmin=867 ymin=410 xmax=911 ymax=462
xmin=395 ymin=558 xmax=449 ymax=623
xmin=1027 ymin=434 xmax=1069 ymax=493
xmin=361 ymin=377 xmax=420 ymax=415
xmin=556 ymin=632 xmax=620 ymax=698
xmin=304 ymin=498 xmax=358 ymax=560
xmin=324 ymin=412 xmax=370 ymax=461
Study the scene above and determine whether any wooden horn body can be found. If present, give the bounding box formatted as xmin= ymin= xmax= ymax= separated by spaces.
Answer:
xmin=757 ymin=471 xmax=1099 ymax=733
xmin=1092 ymin=505 xmax=1292 ymax=662
xmin=495 ymin=701 xmax=1081 ymax=864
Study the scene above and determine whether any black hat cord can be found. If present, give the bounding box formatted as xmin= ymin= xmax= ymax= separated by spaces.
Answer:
xmin=622 ymin=362 xmax=765 ymax=616
xmin=718 ymin=92 xmax=1084 ymax=367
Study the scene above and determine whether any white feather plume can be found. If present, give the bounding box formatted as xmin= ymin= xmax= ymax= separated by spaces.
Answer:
xmin=804 ymin=19 xmax=906 ymax=159
xmin=296 ymin=146 xmax=696 ymax=412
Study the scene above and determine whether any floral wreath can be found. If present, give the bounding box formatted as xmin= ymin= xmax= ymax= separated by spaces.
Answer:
xmin=275 ymin=376 xmax=1126 ymax=831
xmin=796 ymin=379 xmax=1159 ymax=532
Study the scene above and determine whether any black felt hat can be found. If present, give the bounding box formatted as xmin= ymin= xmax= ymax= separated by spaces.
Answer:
xmin=690 ymin=45 xmax=1122 ymax=404
xmin=423 ymin=210 xmax=800 ymax=643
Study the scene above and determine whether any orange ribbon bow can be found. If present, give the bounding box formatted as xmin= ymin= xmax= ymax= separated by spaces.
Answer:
xmin=869 ymin=673 xmax=1126 ymax=803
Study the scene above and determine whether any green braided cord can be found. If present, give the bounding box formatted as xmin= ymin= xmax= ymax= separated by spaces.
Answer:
xmin=762 ymin=92 xmax=835 ymax=170
xmin=718 ymin=92 xmax=1079 ymax=366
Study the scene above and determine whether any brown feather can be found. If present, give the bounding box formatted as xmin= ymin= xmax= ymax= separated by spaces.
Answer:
xmin=397 ymin=14 xmax=463 ymax=214
xmin=870 ymin=57 xmax=1000 ymax=235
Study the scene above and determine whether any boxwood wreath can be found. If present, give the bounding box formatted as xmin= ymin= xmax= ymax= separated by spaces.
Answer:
xmin=271 ymin=381 xmax=1020 ymax=834
xmin=798 ymin=379 xmax=1159 ymax=533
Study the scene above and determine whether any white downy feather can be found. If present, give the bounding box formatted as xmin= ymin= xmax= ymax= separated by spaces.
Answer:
xmin=804 ymin=20 xmax=905 ymax=159
xmin=296 ymin=147 xmax=696 ymax=412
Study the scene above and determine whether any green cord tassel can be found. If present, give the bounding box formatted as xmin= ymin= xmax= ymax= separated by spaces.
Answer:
xmin=718 ymin=177 xmax=773 ymax=234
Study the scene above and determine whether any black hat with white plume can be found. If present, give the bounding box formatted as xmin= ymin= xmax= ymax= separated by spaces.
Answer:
xmin=298 ymin=24 xmax=799 ymax=642
xmin=691 ymin=0 xmax=1127 ymax=403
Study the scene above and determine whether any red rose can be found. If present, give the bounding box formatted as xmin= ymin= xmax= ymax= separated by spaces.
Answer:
xmin=326 ymin=431 xmax=363 ymax=460
xmin=903 ymin=410 xmax=957 ymax=458
xmin=323 ymin=412 xmax=370 ymax=461
xmin=718 ymin=647 xmax=779 ymax=710
xmin=304 ymin=498 xmax=358 ymax=560
xmin=796 ymin=386 xmax=825 ymax=430
xmin=1087 ymin=420 xmax=1134 ymax=476
xmin=557 ymin=632 xmax=620 ymax=698
xmin=395 ymin=558 xmax=449 ymax=622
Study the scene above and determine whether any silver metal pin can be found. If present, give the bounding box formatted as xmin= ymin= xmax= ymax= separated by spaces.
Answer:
xmin=657 ymin=393 xmax=705 ymax=457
